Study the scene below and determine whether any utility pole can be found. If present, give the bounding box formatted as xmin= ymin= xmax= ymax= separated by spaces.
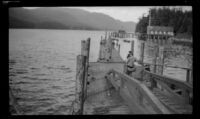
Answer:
xmin=149 ymin=9 xmax=151 ymax=27
xmin=148 ymin=9 xmax=152 ymax=42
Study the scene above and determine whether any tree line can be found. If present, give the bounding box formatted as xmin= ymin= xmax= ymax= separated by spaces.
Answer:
xmin=135 ymin=7 xmax=192 ymax=39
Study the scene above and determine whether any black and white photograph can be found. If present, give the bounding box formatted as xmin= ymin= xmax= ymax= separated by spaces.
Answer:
xmin=9 ymin=5 xmax=193 ymax=115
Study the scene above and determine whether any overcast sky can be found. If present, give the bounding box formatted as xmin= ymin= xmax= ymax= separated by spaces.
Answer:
xmin=24 ymin=6 xmax=192 ymax=23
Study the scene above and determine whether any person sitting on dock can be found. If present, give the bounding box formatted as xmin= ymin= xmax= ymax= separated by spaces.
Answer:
xmin=126 ymin=51 xmax=136 ymax=76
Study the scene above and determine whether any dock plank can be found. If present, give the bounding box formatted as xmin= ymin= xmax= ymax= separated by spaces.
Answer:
xmin=152 ymin=88 xmax=192 ymax=114
xmin=84 ymin=62 xmax=131 ymax=114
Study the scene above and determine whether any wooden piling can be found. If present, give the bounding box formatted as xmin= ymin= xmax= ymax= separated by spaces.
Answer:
xmin=81 ymin=40 xmax=87 ymax=56
xmin=86 ymin=38 xmax=91 ymax=63
xmin=75 ymin=55 xmax=87 ymax=114
xmin=161 ymin=49 xmax=165 ymax=75
xmin=186 ymin=69 xmax=190 ymax=83
xmin=157 ymin=46 xmax=165 ymax=75
xmin=153 ymin=45 xmax=159 ymax=73
xmin=118 ymin=44 xmax=120 ymax=53
xmin=98 ymin=39 xmax=102 ymax=61
xmin=107 ymin=38 xmax=112 ymax=61
xmin=80 ymin=38 xmax=90 ymax=99
xmin=140 ymin=42 xmax=145 ymax=80
xmin=84 ymin=38 xmax=90 ymax=98
xmin=190 ymin=69 xmax=193 ymax=84
xmin=140 ymin=42 xmax=145 ymax=63
xmin=131 ymin=40 xmax=134 ymax=56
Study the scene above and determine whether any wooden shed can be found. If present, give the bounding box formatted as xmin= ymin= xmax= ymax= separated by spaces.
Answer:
xmin=147 ymin=26 xmax=174 ymax=42
xmin=147 ymin=26 xmax=174 ymax=36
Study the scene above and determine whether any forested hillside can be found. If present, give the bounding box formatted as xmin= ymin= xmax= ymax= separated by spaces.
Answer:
xmin=135 ymin=7 xmax=192 ymax=39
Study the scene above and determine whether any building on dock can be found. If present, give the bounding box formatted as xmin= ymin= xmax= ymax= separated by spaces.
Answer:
xmin=147 ymin=26 xmax=174 ymax=44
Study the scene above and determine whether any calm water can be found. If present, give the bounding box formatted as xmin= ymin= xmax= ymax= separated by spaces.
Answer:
xmin=9 ymin=29 xmax=192 ymax=115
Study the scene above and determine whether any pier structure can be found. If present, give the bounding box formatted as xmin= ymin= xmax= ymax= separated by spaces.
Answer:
xmin=71 ymin=33 xmax=193 ymax=114
xmin=109 ymin=29 xmax=192 ymax=47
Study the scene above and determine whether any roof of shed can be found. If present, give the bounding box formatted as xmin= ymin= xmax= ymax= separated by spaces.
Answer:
xmin=147 ymin=26 xmax=174 ymax=32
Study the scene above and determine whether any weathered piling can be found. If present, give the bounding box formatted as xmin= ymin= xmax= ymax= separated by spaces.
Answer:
xmin=131 ymin=40 xmax=134 ymax=56
xmin=139 ymin=42 xmax=145 ymax=63
xmin=74 ymin=55 xmax=87 ymax=114
xmin=161 ymin=49 xmax=165 ymax=75
xmin=186 ymin=69 xmax=190 ymax=83
xmin=79 ymin=38 xmax=91 ymax=102
xmin=157 ymin=46 xmax=165 ymax=75
xmin=153 ymin=45 xmax=159 ymax=73
xmin=190 ymin=68 xmax=193 ymax=84
xmin=81 ymin=40 xmax=87 ymax=56
xmin=82 ymin=38 xmax=90 ymax=98
xmin=140 ymin=42 xmax=145 ymax=80
xmin=106 ymin=38 xmax=112 ymax=61
xmin=98 ymin=39 xmax=102 ymax=61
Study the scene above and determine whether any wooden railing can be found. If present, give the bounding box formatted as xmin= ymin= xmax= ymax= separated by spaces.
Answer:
xmin=105 ymin=69 xmax=171 ymax=114
xmin=142 ymin=62 xmax=193 ymax=84
xmin=143 ymin=70 xmax=193 ymax=105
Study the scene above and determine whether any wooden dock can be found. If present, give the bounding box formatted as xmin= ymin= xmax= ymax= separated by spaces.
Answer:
xmin=71 ymin=33 xmax=193 ymax=114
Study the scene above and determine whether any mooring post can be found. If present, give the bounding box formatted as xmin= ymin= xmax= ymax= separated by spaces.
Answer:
xmin=186 ymin=69 xmax=190 ymax=83
xmin=118 ymin=44 xmax=120 ymax=53
xmin=158 ymin=46 xmax=165 ymax=75
xmin=190 ymin=68 xmax=193 ymax=84
xmin=98 ymin=39 xmax=102 ymax=61
xmin=139 ymin=42 xmax=145 ymax=63
xmin=153 ymin=45 xmax=159 ymax=73
xmin=140 ymin=42 xmax=145 ymax=81
xmin=81 ymin=40 xmax=86 ymax=56
xmin=75 ymin=55 xmax=86 ymax=114
xmin=80 ymin=38 xmax=90 ymax=99
xmin=131 ymin=40 xmax=134 ymax=57
xmin=108 ymin=38 xmax=112 ymax=61
xmin=161 ymin=50 xmax=165 ymax=75
xmin=84 ymin=38 xmax=90 ymax=98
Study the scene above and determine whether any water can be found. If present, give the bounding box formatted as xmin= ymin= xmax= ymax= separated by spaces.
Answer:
xmin=9 ymin=29 xmax=105 ymax=115
xmin=9 ymin=29 xmax=192 ymax=115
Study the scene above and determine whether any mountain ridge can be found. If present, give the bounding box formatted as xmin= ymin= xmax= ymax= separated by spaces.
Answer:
xmin=9 ymin=7 xmax=136 ymax=32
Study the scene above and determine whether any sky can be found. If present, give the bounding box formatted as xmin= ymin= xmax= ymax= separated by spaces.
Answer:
xmin=24 ymin=6 xmax=192 ymax=23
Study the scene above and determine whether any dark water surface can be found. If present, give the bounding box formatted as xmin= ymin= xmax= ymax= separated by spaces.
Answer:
xmin=9 ymin=29 xmax=192 ymax=115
